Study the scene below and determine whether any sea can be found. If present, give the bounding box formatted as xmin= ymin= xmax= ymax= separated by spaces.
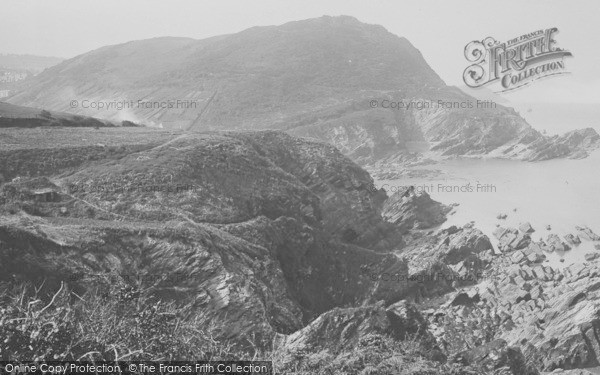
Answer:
xmin=375 ymin=102 xmax=600 ymax=269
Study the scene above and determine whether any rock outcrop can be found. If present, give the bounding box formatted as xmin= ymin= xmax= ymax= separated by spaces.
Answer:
xmin=428 ymin=220 xmax=600 ymax=372
xmin=0 ymin=131 xmax=421 ymax=346
xmin=274 ymin=301 xmax=446 ymax=374
xmin=577 ymin=226 xmax=600 ymax=241
xmin=396 ymin=226 xmax=494 ymax=299
xmin=3 ymin=126 xmax=593 ymax=374
xmin=382 ymin=185 xmax=452 ymax=230
xmin=452 ymin=339 xmax=539 ymax=375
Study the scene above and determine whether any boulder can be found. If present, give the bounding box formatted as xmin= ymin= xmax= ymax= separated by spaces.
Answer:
xmin=564 ymin=234 xmax=582 ymax=246
xmin=528 ymin=242 xmax=544 ymax=255
xmin=511 ymin=251 xmax=526 ymax=264
xmin=385 ymin=300 xmax=433 ymax=339
xmin=400 ymin=226 xmax=494 ymax=298
xmin=278 ymin=303 xmax=391 ymax=354
xmin=275 ymin=301 xmax=444 ymax=372
xmin=382 ymin=187 xmax=451 ymax=230
xmin=451 ymin=339 xmax=539 ymax=375
xmin=546 ymin=234 xmax=570 ymax=252
xmin=494 ymin=263 xmax=600 ymax=372
xmin=519 ymin=222 xmax=535 ymax=234
xmin=534 ymin=299 xmax=600 ymax=370
xmin=526 ymin=252 xmax=545 ymax=263
xmin=498 ymin=228 xmax=519 ymax=248
xmin=585 ymin=253 xmax=600 ymax=262
xmin=511 ymin=232 xmax=532 ymax=250
xmin=494 ymin=226 xmax=509 ymax=240
xmin=576 ymin=226 xmax=600 ymax=241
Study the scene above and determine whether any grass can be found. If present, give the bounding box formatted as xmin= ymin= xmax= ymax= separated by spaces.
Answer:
xmin=0 ymin=279 xmax=248 ymax=362
xmin=0 ymin=127 xmax=180 ymax=151
xmin=0 ymin=280 xmax=473 ymax=374
xmin=0 ymin=272 xmax=515 ymax=374
xmin=0 ymin=127 xmax=183 ymax=182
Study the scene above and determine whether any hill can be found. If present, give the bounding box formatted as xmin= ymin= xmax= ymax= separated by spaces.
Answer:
xmin=0 ymin=54 xmax=63 ymax=72
xmin=7 ymin=16 xmax=598 ymax=165
xmin=0 ymin=101 xmax=134 ymax=128
xmin=0 ymin=129 xmax=438 ymax=364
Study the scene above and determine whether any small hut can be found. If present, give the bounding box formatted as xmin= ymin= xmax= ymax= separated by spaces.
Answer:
xmin=3 ymin=177 xmax=62 ymax=202
xmin=30 ymin=188 xmax=59 ymax=202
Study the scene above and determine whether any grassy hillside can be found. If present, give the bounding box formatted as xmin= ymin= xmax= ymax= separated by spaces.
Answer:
xmin=0 ymin=102 xmax=131 ymax=128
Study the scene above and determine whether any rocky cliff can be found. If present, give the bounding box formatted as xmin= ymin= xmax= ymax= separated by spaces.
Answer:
xmin=0 ymin=130 xmax=422 ymax=356
xmin=0 ymin=128 xmax=540 ymax=373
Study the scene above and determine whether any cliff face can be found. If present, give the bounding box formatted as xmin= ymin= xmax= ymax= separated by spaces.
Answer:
xmin=3 ymin=128 xmax=585 ymax=373
xmin=8 ymin=16 xmax=597 ymax=165
xmin=0 ymin=131 xmax=419 ymax=349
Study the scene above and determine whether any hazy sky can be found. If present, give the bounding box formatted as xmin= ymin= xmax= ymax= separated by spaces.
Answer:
xmin=2 ymin=0 xmax=599 ymax=103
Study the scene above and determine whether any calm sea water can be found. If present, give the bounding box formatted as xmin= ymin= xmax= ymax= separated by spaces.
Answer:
xmin=512 ymin=102 xmax=600 ymax=136
xmin=376 ymin=150 xmax=600 ymax=268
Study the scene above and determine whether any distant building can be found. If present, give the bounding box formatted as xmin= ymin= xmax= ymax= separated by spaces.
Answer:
xmin=30 ymin=188 xmax=59 ymax=202
xmin=0 ymin=89 xmax=10 ymax=98
xmin=2 ymin=177 xmax=62 ymax=202
xmin=0 ymin=71 xmax=28 ymax=83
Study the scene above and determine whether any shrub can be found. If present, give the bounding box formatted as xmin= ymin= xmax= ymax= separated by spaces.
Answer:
xmin=0 ymin=279 xmax=250 ymax=361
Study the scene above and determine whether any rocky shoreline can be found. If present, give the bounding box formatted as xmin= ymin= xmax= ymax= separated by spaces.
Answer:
xmin=429 ymin=220 xmax=600 ymax=372
xmin=1 ymin=129 xmax=599 ymax=374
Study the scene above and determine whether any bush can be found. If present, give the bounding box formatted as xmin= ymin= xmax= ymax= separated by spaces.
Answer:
xmin=0 ymin=279 xmax=250 ymax=361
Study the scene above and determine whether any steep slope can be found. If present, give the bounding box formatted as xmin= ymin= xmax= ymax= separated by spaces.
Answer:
xmin=0 ymin=128 xmax=560 ymax=374
xmin=8 ymin=16 xmax=597 ymax=163
xmin=0 ymin=131 xmax=415 ymax=345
